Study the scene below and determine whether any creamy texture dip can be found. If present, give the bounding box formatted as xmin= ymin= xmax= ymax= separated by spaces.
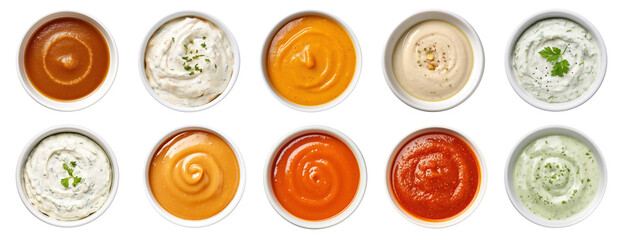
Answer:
xmin=512 ymin=18 xmax=600 ymax=103
xmin=145 ymin=17 xmax=234 ymax=108
xmin=23 ymin=133 xmax=112 ymax=221
xmin=393 ymin=20 xmax=473 ymax=101
xmin=514 ymin=135 xmax=599 ymax=220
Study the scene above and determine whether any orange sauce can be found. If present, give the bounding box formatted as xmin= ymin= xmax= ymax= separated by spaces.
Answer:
xmin=266 ymin=15 xmax=356 ymax=106
xmin=149 ymin=130 xmax=240 ymax=220
xmin=24 ymin=17 xmax=109 ymax=101
xmin=271 ymin=133 xmax=359 ymax=220
xmin=390 ymin=132 xmax=481 ymax=221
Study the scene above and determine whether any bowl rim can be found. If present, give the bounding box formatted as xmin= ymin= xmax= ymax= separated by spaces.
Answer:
xmin=138 ymin=10 xmax=241 ymax=112
xmin=504 ymin=9 xmax=607 ymax=112
xmin=15 ymin=124 xmax=120 ymax=227
xmin=263 ymin=125 xmax=368 ymax=228
xmin=16 ymin=10 xmax=119 ymax=112
xmin=385 ymin=126 xmax=487 ymax=228
xmin=260 ymin=10 xmax=363 ymax=112
xmin=382 ymin=9 xmax=485 ymax=112
xmin=504 ymin=125 xmax=607 ymax=227
xmin=143 ymin=125 xmax=246 ymax=227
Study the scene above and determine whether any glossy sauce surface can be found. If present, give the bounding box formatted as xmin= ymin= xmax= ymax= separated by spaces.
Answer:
xmin=271 ymin=133 xmax=359 ymax=220
xmin=390 ymin=132 xmax=480 ymax=221
xmin=267 ymin=15 xmax=356 ymax=106
xmin=149 ymin=130 xmax=240 ymax=220
xmin=25 ymin=17 xmax=110 ymax=101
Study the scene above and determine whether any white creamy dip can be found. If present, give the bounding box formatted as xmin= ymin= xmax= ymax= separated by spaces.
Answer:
xmin=512 ymin=18 xmax=600 ymax=103
xmin=23 ymin=133 xmax=112 ymax=221
xmin=145 ymin=17 xmax=234 ymax=108
xmin=392 ymin=20 xmax=473 ymax=101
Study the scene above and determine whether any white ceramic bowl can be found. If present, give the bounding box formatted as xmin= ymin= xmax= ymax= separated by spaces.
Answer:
xmin=144 ymin=126 xmax=246 ymax=227
xmin=383 ymin=10 xmax=485 ymax=112
xmin=386 ymin=127 xmax=487 ymax=228
xmin=139 ymin=11 xmax=240 ymax=112
xmin=261 ymin=11 xmax=362 ymax=112
xmin=15 ymin=125 xmax=119 ymax=227
xmin=504 ymin=10 xmax=607 ymax=111
xmin=504 ymin=125 xmax=607 ymax=227
xmin=264 ymin=126 xmax=367 ymax=228
xmin=17 ymin=11 xmax=118 ymax=111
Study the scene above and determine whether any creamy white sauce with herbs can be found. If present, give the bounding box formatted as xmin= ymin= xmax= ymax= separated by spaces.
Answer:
xmin=512 ymin=18 xmax=600 ymax=103
xmin=513 ymin=135 xmax=599 ymax=220
xmin=23 ymin=133 xmax=112 ymax=221
xmin=145 ymin=17 xmax=234 ymax=108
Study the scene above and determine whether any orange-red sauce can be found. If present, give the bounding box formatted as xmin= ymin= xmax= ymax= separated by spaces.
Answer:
xmin=24 ymin=17 xmax=110 ymax=101
xmin=271 ymin=133 xmax=359 ymax=220
xmin=390 ymin=132 xmax=480 ymax=221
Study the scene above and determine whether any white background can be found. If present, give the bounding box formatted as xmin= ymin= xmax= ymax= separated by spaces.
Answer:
xmin=1 ymin=0 xmax=613 ymax=239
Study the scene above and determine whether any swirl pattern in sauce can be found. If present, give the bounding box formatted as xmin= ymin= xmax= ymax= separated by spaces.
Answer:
xmin=271 ymin=133 xmax=359 ymax=220
xmin=149 ymin=130 xmax=239 ymax=220
xmin=25 ymin=17 xmax=109 ymax=101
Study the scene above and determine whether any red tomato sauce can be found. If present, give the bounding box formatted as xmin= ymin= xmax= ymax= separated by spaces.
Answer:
xmin=390 ymin=132 xmax=480 ymax=221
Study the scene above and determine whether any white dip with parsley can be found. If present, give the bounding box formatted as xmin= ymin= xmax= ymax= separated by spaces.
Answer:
xmin=513 ymin=135 xmax=599 ymax=220
xmin=145 ymin=17 xmax=234 ymax=108
xmin=23 ymin=133 xmax=112 ymax=221
xmin=512 ymin=18 xmax=600 ymax=103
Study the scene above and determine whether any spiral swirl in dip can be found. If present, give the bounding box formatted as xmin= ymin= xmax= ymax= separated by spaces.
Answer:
xmin=390 ymin=132 xmax=480 ymax=221
xmin=23 ymin=133 xmax=112 ymax=221
xmin=514 ymin=135 xmax=599 ymax=220
xmin=145 ymin=17 xmax=234 ymax=108
xmin=392 ymin=20 xmax=473 ymax=101
xmin=25 ymin=17 xmax=110 ymax=101
xmin=271 ymin=133 xmax=360 ymax=220
xmin=149 ymin=130 xmax=240 ymax=220
xmin=266 ymin=15 xmax=357 ymax=106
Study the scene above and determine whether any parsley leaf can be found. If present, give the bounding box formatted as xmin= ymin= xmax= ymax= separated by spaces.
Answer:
xmin=538 ymin=46 xmax=570 ymax=77
xmin=552 ymin=59 xmax=570 ymax=77
xmin=538 ymin=47 xmax=562 ymax=62
xmin=73 ymin=177 xmax=82 ymax=187
xmin=60 ymin=161 xmax=82 ymax=188
xmin=60 ymin=177 xmax=70 ymax=188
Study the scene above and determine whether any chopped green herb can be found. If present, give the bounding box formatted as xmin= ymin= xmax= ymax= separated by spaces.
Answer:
xmin=60 ymin=177 xmax=70 ymax=188
xmin=60 ymin=162 xmax=82 ymax=188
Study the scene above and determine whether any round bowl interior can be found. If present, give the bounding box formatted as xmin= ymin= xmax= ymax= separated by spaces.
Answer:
xmin=139 ymin=11 xmax=240 ymax=112
xmin=263 ymin=125 xmax=367 ymax=228
xmin=383 ymin=10 xmax=485 ymax=112
xmin=15 ymin=125 xmax=119 ymax=227
xmin=504 ymin=126 xmax=607 ymax=227
xmin=261 ymin=11 xmax=362 ymax=112
xmin=144 ymin=126 xmax=246 ymax=227
xmin=504 ymin=10 xmax=607 ymax=111
xmin=386 ymin=127 xmax=487 ymax=228
xmin=17 ymin=11 xmax=118 ymax=112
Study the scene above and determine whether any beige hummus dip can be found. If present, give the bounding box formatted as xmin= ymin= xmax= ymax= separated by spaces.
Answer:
xmin=392 ymin=20 xmax=473 ymax=101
